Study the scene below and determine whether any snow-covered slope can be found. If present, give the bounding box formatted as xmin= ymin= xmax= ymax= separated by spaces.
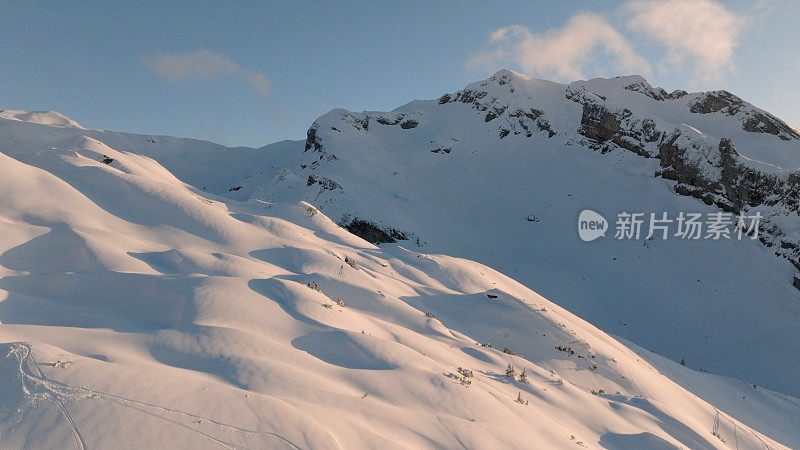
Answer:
xmin=0 ymin=109 xmax=84 ymax=129
xmin=1 ymin=110 xmax=798 ymax=448
xmin=227 ymin=70 xmax=800 ymax=398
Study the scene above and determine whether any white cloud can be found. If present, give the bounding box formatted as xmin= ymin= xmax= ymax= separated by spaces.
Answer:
xmin=625 ymin=0 xmax=746 ymax=82
xmin=144 ymin=49 xmax=271 ymax=99
xmin=468 ymin=13 xmax=652 ymax=81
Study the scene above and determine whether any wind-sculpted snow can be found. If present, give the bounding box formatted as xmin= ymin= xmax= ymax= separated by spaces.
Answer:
xmin=0 ymin=109 xmax=85 ymax=129
xmin=1 ymin=110 xmax=798 ymax=448
xmin=242 ymin=70 xmax=800 ymax=398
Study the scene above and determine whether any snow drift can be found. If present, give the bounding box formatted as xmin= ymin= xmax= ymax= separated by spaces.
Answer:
xmin=1 ymin=70 xmax=799 ymax=448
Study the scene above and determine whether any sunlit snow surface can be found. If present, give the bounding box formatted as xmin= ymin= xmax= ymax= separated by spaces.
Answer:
xmin=0 ymin=98 xmax=798 ymax=448
xmin=241 ymin=71 xmax=800 ymax=398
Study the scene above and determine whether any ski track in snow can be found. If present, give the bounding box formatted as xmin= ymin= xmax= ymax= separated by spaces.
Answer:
xmin=3 ymin=343 xmax=299 ymax=449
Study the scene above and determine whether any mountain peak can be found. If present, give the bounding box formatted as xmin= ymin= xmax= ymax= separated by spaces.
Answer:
xmin=0 ymin=109 xmax=84 ymax=129
xmin=488 ymin=68 xmax=532 ymax=81
xmin=569 ymin=74 xmax=653 ymax=93
xmin=479 ymin=68 xmax=567 ymax=90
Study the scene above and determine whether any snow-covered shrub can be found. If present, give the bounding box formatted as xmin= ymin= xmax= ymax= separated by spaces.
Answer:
xmin=457 ymin=367 xmax=474 ymax=378
xmin=505 ymin=364 xmax=516 ymax=378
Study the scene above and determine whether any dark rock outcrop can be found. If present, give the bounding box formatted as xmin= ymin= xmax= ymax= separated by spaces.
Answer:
xmin=376 ymin=115 xmax=403 ymax=126
xmin=658 ymin=134 xmax=783 ymax=213
xmin=623 ymin=82 xmax=687 ymax=101
xmin=688 ymin=91 xmax=799 ymax=140
xmin=343 ymin=218 xmax=408 ymax=244
xmin=307 ymin=174 xmax=342 ymax=191
xmin=438 ymin=73 xmax=555 ymax=138
xmin=305 ymin=127 xmax=322 ymax=152
xmin=689 ymin=91 xmax=744 ymax=115
xmin=742 ymin=111 xmax=800 ymax=141
xmin=506 ymin=108 xmax=555 ymax=138
xmin=400 ymin=119 xmax=418 ymax=129
xmin=656 ymin=130 xmax=800 ymax=270
xmin=577 ymin=103 xmax=661 ymax=157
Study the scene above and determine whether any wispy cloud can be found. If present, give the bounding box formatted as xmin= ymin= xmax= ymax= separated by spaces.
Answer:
xmin=468 ymin=0 xmax=747 ymax=84
xmin=467 ymin=13 xmax=652 ymax=81
xmin=144 ymin=49 xmax=271 ymax=99
xmin=625 ymin=0 xmax=746 ymax=82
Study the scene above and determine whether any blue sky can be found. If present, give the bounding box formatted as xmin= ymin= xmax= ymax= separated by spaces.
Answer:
xmin=1 ymin=1 xmax=798 ymax=147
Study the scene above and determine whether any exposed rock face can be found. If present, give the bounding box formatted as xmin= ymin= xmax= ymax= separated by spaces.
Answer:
xmin=376 ymin=115 xmax=402 ymax=125
xmin=570 ymin=88 xmax=662 ymax=157
xmin=689 ymin=91 xmax=744 ymax=114
xmin=577 ymin=96 xmax=800 ymax=266
xmin=506 ymin=108 xmax=554 ymax=138
xmin=375 ymin=113 xmax=420 ymax=129
xmin=400 ymin=119 xmax=418 ymax=129
xmin=342 ymin=218 xmax=408 ymax=244
xmin=307 ymin=174 xmax=341 ymax=191
xmin=743 ymin=111 xmax=800 ymax=141
xmin=547 ymin=80 xmax=800 ymax=270
xmin=304 ymin=127 xmax=321 ymax=151
xmin=657 ymin=134 xmax=781 ymax=213
xmin=623 ymin=81 xmax=687 ymax=101
xmin=439 ymin=70 xmax=556 ymax=139
xmin=717 ymin=139 xmax=784 ymax=211
xmin=287 ymin=71 xmax=800 ymax=282
xmin=484 ymin=106 xmax=506 ymax=122
xmin=655 ymin=131 xmax=800 ymax=266
xmin=657 ymin=131 xmax=721 ymax=205
xmin=562 ymin=80 xmax=800 ymax=263
xmin=303 ymin=122 xmax=338 ymax=171
xmin=577 ymin=103 xmax=660 ymax=157
xmin=443 ymin=88 xmax=488 ymax=109
xmin=688 ymin=91 xmax=800 ymax=141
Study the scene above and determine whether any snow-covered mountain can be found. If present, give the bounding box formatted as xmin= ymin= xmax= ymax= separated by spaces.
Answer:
xmin=211 ymin=70 xmax=800 ymax=399
xmin=0 ymin=69 xmax=799 ymax=449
